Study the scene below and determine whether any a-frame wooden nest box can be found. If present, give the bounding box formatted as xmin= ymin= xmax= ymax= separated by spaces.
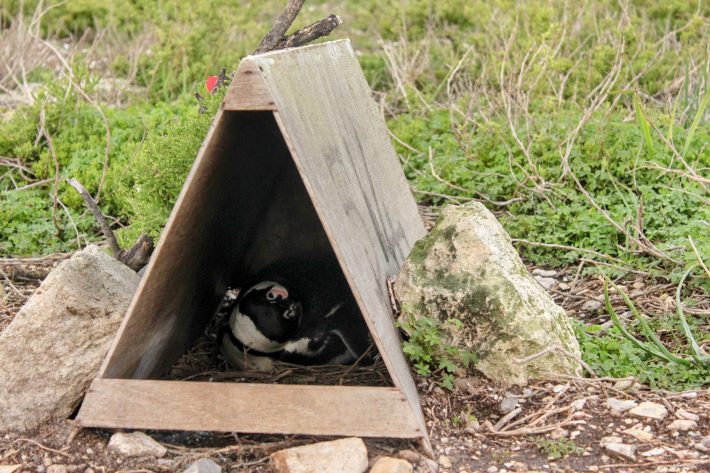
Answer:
xmin=77 ymin=40 xmax=430 ymax=448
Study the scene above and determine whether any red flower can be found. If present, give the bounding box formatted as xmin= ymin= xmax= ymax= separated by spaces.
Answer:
xmin=206 ymin=75 xmax=218 ymax=93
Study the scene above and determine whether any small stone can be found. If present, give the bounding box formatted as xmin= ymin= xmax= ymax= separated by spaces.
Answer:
xmin=438 ymin=455 xmax=452 ymax=468
xmin=606 ymin=398 xmax=637 ymax=413
xmin=46 ymin=467 xmax=67 ymax=473
xmin=181 ymin=459 xmax=221 ymax=473
xmin=623 ymin=426 xmax=653 ymax=442
xmin=370 ymin=457 xmax=413 ymax=473
xmin=397 ymin=450 xmax=420 ymax=464
xmin=629 ymin=401 xmax=667 ymax=420
xmin=613 ymin=379 xmax=639 ymax=392
xmin=694 ymin=436 xmax=710 ymax=452
xmin=535 ymin=276 xmax=557 ymax=290
xmin=558 ymin=282 xmax=570 ymax=291
xmin=641 ymin=448 xmax=665 ymax=457
xmin=581 ymin=300 xmax=602 ymax=312
xmin=533 ymin=269 xmax=557 ymax=278
xmin=603 ymin=442 xmax=636 ymax=461
xmin=270 ymin=438 xmax=368 ymax=473
xmin=486 ymin=466 xmax=498 ymax=473
xmin=499 ymin=396 xmax=519 ymax=414
xmin=676 ymin=409 xmax=700 ymax=422
xmin=107 ymin=432 xmax=167 ymax=458
xmin=571 ymin=399 xmax=586 ymax=411
xmin=36 ymin=466 xmax=46 ymax=473
xmin=631 ymin=281 xmax=644 ymax=290
xmin=0 ymin=466 xmax=21 ymax=473
xmin=454 ymin=378 xmax=476 ymax=394
xmin=668 ymin=419 xmax=697 ymax=431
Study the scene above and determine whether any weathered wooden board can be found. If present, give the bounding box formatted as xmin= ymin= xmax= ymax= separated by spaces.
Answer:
xmin=98 ymin=111 xmax=295 ymax=379
xmin=223 ymin=60 xmax=276 ymax=110
xmin=245 ymin=40 xmax=428 ymax=438
xmin=77 ymin=379 xmax=421 ymax=438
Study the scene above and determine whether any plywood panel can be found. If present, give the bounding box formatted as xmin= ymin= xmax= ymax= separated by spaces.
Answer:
xmin=78 ymin=379 xmax=421 ymax=438
xmin=99 ymin=112 xmax=292 ymax=379
xmin=246 ymin=40 xmax=428 ymax=438
xmin=223 ymin=61 xmax=276 ymax=110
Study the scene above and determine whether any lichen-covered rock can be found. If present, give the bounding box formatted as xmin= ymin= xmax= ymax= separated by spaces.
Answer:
xmin=395 ymin=202 xmax=581 ymax=384
xmin=0 ymin=246 xmax=139 ymax=432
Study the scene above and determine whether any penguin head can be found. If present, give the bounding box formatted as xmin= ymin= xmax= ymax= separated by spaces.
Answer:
xmin=232 ymin=281 xmax=303 ymax=347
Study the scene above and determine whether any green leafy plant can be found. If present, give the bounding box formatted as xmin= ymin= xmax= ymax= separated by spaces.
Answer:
xmin=398 ymin=315 xmax=477 ymax=390
xmin=533 ymin=437 xmax=584 ymax=460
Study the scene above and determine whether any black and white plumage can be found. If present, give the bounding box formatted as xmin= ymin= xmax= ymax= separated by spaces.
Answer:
xmin=220 ymin=259 xmax=372 ymax=371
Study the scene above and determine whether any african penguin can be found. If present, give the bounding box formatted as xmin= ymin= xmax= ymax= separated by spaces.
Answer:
xmin=220 ymin=258 xmax=372 ymax=371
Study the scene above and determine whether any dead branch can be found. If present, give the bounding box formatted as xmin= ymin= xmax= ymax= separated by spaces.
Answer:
xmin=254 ymin=0 xmax=306 ymax=54
xmin=274 ymin=14 xmax=342 ymax=50
xmin=66 ymin=178 xmax=154 ymax=271
xmin=67 ymin=178 xmax=121 ymax=258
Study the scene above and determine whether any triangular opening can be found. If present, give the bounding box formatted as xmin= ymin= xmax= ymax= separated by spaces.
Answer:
xmin=156 ymin=110 xmax=393 ymax=387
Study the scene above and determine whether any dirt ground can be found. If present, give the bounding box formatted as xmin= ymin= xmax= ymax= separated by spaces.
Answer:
xmin=0 ymin=255 xmax=708 ymax=473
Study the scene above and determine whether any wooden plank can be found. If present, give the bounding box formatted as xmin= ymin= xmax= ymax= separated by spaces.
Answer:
xmin=98 ymin=112 xmax=293 ymax=379
xmin=223 ymin=61 xmax=276 ymax=110
xmin=248 ymin=40 xmax=428 ymax=444
xmin=78 ymin=379 xmax=421 ymax=438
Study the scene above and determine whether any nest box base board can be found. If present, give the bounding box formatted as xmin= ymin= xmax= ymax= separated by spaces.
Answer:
xmin=77 ymin=379 xmax=421 ymax=438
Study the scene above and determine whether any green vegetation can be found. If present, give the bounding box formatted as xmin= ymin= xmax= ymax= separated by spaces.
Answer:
xmin=533 ymin=437 xmax=584 ymax=460
xmin=398 ymin=315 xmax=477 ymax=390
xmin=1 ymin=1 xmax=708 ymax=390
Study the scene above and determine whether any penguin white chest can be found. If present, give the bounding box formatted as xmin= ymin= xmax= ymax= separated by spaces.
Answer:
xmin=229 ymin=310 xmax=284 ymax=353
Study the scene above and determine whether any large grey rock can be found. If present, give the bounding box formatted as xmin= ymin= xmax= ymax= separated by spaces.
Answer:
xmin=270 ymin=437 xmax=368 ymax=473
xmin=0 ymin=246 xmax=139 ymax=432
xmin=395 ymin=202 xmax=581 ymax=384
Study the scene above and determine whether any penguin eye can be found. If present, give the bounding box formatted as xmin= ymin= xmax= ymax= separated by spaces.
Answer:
xmin=266 ymin=291 xmax=278 ymax=301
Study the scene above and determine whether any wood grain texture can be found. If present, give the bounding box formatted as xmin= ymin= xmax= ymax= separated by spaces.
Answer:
xmin=223 ymin=61 xmax=276 ymax=110
xmin=97 ymin=112 xmax=294 ymax=379
xmin=252 ymin=40 xmax=428 ymax=440
xmin=77 ymin=379 xmax=421 ymax=438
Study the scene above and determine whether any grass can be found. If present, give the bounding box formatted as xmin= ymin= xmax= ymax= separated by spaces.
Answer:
xmin=1 ymin=0 xmax=708 ymax=390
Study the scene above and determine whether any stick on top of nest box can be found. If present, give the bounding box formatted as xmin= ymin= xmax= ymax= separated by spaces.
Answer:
xmin=254 ymin=0 xmax=342 ymax=55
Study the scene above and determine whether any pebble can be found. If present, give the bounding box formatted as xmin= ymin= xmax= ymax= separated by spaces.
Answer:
xmin=535 ymin=276 xmax=557 ymax=290
xmin=487 ymin=466 xmax=498 ymax=473
xmin=533 ymin=269 xmax=557 ymax=278
xmin=397 ymin=449 xmax=421 ymax=464
xmin=107 ymin=432 xmax=167 ymax=458
xmin=641 ymin=447 xmax=666 ymax=457
xmin=181 ymin=459 xmax=221 ymax=473
xmin=694 ymin=435 xmax=710 ymax=452
xmin=581 ymin=300 xmax=602 ymax=312
xmin=602 ymin=441 xmax=636 ymax=461
xmin=370 ymin=457 xmax=413 ymax=473
xmin=606 ymin=398 xmax=637 ymax=413
xmin=668 ymin=419 xmax=697 ymax=431
xmin=438 ymin=455 xmax=452 ymax=468
xmin=571 ymin=399 xmax=586 ymax=410
xmin=558 ymin=282 xmax=570 ymax=291
xmin=623 ymin=426 xmax=653 ymax=442
xmin=629 ymin=401 xmax=667 ymax=420
xmin=676 ymin=409 xmax=700 ymax=422
xmin=46 ymin=467 xmax=67 ymax=473
xmin=499 ymin=395 xmax=519 ymax=414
